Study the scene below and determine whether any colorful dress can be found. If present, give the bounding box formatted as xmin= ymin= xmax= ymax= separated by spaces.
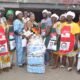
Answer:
xmin=0 ymin=24 xmax=11 ymax=69
xmin=6 ymin=23 xmax=15 ymax=66
xmin=63 ymin=22 xmax=80 ymax=57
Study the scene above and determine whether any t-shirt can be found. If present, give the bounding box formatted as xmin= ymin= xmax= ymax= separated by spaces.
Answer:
xmin=41 ymin=17 xmax=52 ymax=27
xmin=63 ymin=22 xmax=80 ymax=35
xmin=46 ymin=17 xmax=52 ymax=27
xmin=52 ymin=21 xmax=66 ymax=35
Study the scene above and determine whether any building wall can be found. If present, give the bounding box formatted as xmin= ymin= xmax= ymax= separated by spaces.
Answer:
xmin=0 ymin=0 xmax=80 ymax=4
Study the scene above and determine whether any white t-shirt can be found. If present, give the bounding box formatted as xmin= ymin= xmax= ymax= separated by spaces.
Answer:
xmin=41 ymin=17 xmax=52 ymax=27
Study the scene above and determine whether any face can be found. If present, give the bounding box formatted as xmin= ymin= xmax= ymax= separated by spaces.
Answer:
xmin=8 ymin=14 xmax=14 ymax=20
xmin=30 ymin=14 xmax=35 ymax=21
xmin=47 ymin=13 xmax=51 ymax=17
xmin=67 ymin=15 xmax=73 ymax=22
xmin=51 ymin=17 xmax=57 ymax=23
xmin=18 ymin=13 xmax=23 ymax=20
xmin=60 ymin=16 xmax=66 ymax=22
xmin=42 ymin=13 xmax=47 ymax=18
xmin=24 ymin=11 xmax=28 ymax=18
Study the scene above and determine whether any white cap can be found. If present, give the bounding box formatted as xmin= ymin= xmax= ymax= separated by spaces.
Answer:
xmin=15 ymin=11 xmax=22 ymax=16
xmin=66 ymin=11 xmax=75 ymax=19
xmin=42 ymin=9 xmax=48 ymax=14
xmin=60 ymin=13 xmax=67 ymax=19
xmin=51 ymin=13 xmax=59 ymax=20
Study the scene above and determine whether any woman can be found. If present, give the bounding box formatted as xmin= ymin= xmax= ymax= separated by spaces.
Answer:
xmin=25 ymin=12 xmax=40 ymax=34
xmin=13 ymin=11 xmax=25 ymax=67
xmin=64 ymin=11 xmax=80 ymax=71
xmin=25 ymin=13 xmax=45 ymax=73
xmin=58 ymin=13 xmax=67 ymax=68
xmin=0 ymin=10 xmax=11 ymax=73
xmin=6 ymin=10 xmax=15 ymax=69
xmin=50 ymin=13 xmax=60 ymax=69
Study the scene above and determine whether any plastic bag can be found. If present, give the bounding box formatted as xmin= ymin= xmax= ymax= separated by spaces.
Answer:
xmin=27 ymin=35 xmax=46 ymax=56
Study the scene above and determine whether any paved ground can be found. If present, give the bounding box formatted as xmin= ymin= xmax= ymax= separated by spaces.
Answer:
xmin=0 ymin=65 xmax=80 ymax=80
xmin=0 ymin=53 xmax=80 ymax=80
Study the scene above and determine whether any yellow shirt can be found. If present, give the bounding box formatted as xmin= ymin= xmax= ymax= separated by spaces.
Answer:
xmin=53 ymin=21 xmax=66 ymax=35
xmin=63 ymin=22 xmax=80 ymax=35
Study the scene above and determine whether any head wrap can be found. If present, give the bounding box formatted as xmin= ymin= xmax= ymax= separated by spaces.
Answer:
xmin=15 ymin=11 xmax=22 ymax=16
xmin=66 ymin=11 xmax=75 ymax=19
xmin=51 ymin=13 xmax=59 ymax=20
xmin=6 ymin=10 xmax=14 ymax=17
xmin=42 ymin=9 xmax=48 ymax=14
xmin=60 ymin=13 xmax=66 ymax=19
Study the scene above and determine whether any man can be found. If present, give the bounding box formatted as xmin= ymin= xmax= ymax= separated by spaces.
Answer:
xmin=41 ymin=10 xmax=52 ymax=36
xmin=13 ymin=11 xmax=25 ymax=67
xmin=41 ymin=9 xmax=52 ymax=65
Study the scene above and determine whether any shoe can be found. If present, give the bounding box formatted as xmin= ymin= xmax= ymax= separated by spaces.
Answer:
xmin=18 ymin=65 xmax=24 ymax=68
xmin=68 ymin=67 xmax=72 ymax=71
xmin=3 ymin=68 xmax=9 ymax=72
xmin=60 ymin=65 xmax=65 ymax=68
xmin=45 ymin=62 xmax=49 ymax=65
xmin=23 ymin=63 xmax=27 ymax=66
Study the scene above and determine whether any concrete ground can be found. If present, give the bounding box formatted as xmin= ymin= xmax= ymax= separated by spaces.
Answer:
xmin=0 ymin=65 xmax=80 ymax=80
xmin=0 ymin=52 xmax=80 ymax=80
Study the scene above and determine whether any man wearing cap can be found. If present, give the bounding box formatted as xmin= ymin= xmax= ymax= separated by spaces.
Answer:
xmin=41 ymin=9 xmax=52 ymax=33
xmin=41 ymin=9 xmax=52 ymax=65
xmin=13 ymin=11 xmax=25 ymax=67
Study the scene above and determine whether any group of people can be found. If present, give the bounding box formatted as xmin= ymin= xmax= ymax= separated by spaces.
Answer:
xmin=0 ymin=7 xmax=80 ymax=74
